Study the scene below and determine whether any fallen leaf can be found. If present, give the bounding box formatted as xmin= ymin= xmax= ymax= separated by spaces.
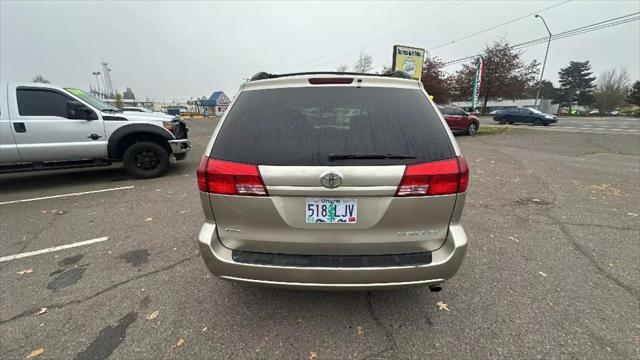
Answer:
xmin=41 ymin=210 xmax=47 ymax=214
xmin=145 ymin=310 xmax=159 ymax=320
xmin=627 ymin=212 xmax=638 ymax=217
xmin=508 ymin=236 xmax=519 ymax=243
xmin=539 ymin=271 xmax=548 ymax=277
xmin=144 ymin=217 xmax=153 ymax=222
xmin=436 ymin=301 xmax=450 ymax=312
xmin=26 ymin=348 xmax=45 ymax=359
xmin=356 ymin=326 xmax=364 ymax=336
xmin=202 ymin=327 xmax=208 ymax=332
xmin=17 ymin=268 xmax=33 ymax=275
xmin=309 ymin=351 xmax=317 ymax=360
xmin=179 ymin=210 xmax=189 ymax=214
xmin=171 ymin=338 xmax=185 ymax=350
xmin=532 ymin=198 xmax=541 ymax=202
xmin=36 ymin=308 xmax=47 ymax=316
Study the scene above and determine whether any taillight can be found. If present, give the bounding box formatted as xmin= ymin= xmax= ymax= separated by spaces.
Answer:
xmin=395 ymin=156 xmax=469 ymax=196
xmin=197 ymin=157 xmax=268 ymax=196
xmin=308 ymin=78 xmax=353 ymax=85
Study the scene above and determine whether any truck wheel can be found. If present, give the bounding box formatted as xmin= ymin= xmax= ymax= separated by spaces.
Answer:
xmin=123 ymin=141 xmax=169 ymax=178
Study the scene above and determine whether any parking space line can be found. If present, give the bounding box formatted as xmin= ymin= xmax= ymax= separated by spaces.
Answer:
xmin=0 ymin=236 xmax=109 ymax=262
xmin=0 ymin=186 xmax=134 ymax=205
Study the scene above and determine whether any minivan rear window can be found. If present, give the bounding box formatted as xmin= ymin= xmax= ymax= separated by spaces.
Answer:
xmin=211 ymin=87 xmax=455 ymax=166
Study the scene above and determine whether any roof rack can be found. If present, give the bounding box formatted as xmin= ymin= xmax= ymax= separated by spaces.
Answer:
xmin=249 ymin=71 xmax=413 ymax=81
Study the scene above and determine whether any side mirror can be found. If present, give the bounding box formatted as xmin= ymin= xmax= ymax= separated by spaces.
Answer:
xmin=66 ymin=101 xmax=97 ymax=120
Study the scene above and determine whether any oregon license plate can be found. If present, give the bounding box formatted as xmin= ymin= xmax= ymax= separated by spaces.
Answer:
xmin=306 ymin=198 xmax=357 ymax=224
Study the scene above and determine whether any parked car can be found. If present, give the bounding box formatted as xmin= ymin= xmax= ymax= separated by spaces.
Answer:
xmin=0 ymin=82 xmax=190 ymax=178
xmin=493 ymin=107 xmax=558 ymax=126
xmin=437 ymin=105 xmax=480 ymax=135
xmin=196 ymin=72 xmax=469 ymax=290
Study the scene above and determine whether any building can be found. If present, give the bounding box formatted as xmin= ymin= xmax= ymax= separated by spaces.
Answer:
xmin=450 ymin=99 xmax=559 ymax=114
xmin=198 ymin=91 xmax=230 ymax=116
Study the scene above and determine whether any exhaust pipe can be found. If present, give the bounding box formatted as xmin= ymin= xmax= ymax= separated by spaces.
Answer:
xmin=429 ymin=285 xmax=443 ymax=293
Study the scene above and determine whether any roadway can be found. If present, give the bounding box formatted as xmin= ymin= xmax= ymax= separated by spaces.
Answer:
xmin=478 ymin=115 xmax=640 ymax=133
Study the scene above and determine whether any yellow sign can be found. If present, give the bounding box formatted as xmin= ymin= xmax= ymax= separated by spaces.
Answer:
xmin=392 ymin=45 xmax=425 ymax=81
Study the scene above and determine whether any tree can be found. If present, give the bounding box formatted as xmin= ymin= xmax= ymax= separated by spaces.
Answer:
xmin=592 ymin=68 xmax=630 ymax=113
xmin=557 ymin=61 xmax=596 ymax=114
xmin=353 ymin=51 xmax=373 ymax=73
xmin=31 ymin=74 xmax=50 ymax=83
xmin=526 ymin=79 xmax=556 ymax=99
xmin=115 ymin=92 xmax=124 ymax=109
xmin=451 ymin=40 xmax=539 ymax=113
xmin=421 ymin=56 xmax=451 ymax=104
xmin=627 ymin=80 xmax=640 ymax=106
xmin=335 ymin=64 xmax=348 ymax=72
xmin=540 ymin=80 xmax=557 ymax=100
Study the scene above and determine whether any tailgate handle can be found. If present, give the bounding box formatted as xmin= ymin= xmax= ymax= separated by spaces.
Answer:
xmin=13 ymin=122 xmax=26 ymax=133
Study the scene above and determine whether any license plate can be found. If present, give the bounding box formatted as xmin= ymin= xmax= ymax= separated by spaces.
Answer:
xmin=306 ymin=198 xmax=357 ymax=224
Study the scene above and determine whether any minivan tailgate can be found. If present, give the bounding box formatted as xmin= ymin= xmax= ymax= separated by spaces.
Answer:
xmin=210 ymin=166 xmax=457 ymax=255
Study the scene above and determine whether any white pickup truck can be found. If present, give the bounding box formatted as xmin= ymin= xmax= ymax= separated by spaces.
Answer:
xmin=0 ymin=82 xmax=190 ymax=178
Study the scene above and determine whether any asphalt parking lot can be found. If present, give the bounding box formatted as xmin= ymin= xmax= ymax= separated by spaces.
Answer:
xmin=1 ymin=119 xmax=638 ymax=359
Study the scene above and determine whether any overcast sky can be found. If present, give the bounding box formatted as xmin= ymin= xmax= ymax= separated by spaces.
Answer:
xmin=1 ymin=0 xmax=638 ymax=101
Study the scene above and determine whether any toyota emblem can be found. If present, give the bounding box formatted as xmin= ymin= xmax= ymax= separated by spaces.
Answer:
xmin=320 ymin=172 xmax=343 ymax=189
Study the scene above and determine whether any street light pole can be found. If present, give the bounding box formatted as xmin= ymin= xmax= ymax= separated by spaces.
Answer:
xmin=534 ymin=14 xmax=552 ymax=110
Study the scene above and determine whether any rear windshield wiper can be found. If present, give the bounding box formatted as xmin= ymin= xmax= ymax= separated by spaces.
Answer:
xmin=329 ymin=153 xmax=416 ymax=161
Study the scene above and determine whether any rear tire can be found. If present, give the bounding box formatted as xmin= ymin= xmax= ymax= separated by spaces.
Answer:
xmin=467 ymin=123 xmax=477 ymax=136
xmin=123 ymin=141 xmax=169 ymax=178
xmin=498 ymin=119 xmax=506 ymax=125
xmin=508 ymin=121 xmax=514 ymax=124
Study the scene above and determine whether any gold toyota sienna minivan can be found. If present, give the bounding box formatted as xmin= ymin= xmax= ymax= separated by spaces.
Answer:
xmin=197 ymin=71 xmax=469 ymax=290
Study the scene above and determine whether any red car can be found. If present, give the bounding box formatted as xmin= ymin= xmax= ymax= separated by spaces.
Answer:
xmin=437 ymin=105 xmax=480 ymax=136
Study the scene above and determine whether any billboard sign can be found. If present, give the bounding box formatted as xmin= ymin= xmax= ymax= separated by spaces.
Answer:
xmin=392 ymin=45 xmax=425 ymax=80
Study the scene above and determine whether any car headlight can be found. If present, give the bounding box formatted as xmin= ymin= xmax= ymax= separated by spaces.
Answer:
xmin=163 ymin=121 xmax=176 ymax=132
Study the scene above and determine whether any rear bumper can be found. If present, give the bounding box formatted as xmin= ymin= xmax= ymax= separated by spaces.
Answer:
xmin=197 ymin=222 xmax=468 ymax=290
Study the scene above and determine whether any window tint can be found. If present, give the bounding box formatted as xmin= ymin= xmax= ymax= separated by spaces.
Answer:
xmin=17 ymin=88 xmax=72 ymax=118
xmin=211 ymin=87 xmax=455 ymax=166
xmin=451 ymin=107 xmax=465 ymax=116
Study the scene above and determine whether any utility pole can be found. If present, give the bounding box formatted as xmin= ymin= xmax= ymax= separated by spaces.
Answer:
xmin=534 ymin=14 xmax=552 ymax=110
xmin=101 ymin=62 xmax=115 ymax=98
xmin=92 ymin=72 xmax=102 ymax=95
